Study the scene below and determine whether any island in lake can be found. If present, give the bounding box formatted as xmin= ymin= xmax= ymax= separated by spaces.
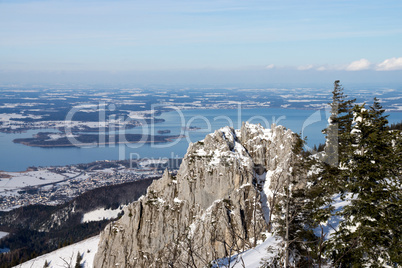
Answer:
xmin=182 ymin=126 xmax=201 ymax=131
xmin=157 ymin=129 xmax=171 ymax=134
xmin=13 ymin=132 xmax=183 ymax=147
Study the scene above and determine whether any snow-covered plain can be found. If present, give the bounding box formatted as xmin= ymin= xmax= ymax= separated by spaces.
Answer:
xmin=15 ymin=235 xmax=100 ymax=268
xmin=0 ymin=170 xmax=66 ymax=192
xmin=0 ymin=113 xmax=42 ymax=121
xmin=0 ymin=169 xmax=90 ymax=197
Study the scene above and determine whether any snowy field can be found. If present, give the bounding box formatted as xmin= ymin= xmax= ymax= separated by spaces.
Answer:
xmin=0 ymin=231 xmax=8 ymax=240
xmin=15 ymin=235 xmax=100 ymax=268
xmin=81 ymin=207 xmax=124 ymax=223
xmin=0 ymin=170 xmax=67 ymax=194
xmin=0 ymin=169 xmax=92 ymax=195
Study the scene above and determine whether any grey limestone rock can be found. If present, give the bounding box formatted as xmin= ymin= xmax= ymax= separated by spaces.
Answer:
xmin=94 ymin=123 xmax=299 ymax=267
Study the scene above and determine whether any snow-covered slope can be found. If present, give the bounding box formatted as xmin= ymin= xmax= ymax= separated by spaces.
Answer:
xmin=15 ymin=235 xmax=99 ymax=268
xmin=213 ymin=233 xmax=283 ymax=268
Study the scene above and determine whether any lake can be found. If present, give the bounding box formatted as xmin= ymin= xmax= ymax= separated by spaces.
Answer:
xmin=0 ymin=108 xmax=401 ymax=172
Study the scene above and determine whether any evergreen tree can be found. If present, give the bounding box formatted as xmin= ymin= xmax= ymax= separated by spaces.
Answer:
xmin=273 ymin=134 xmax=334 ymax=266
xmin=329 ymin=99 xmax=402 ymax=266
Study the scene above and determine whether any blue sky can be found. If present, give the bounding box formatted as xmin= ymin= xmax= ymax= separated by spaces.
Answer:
xmin=1 ymin=0 xmax=402 ymax=85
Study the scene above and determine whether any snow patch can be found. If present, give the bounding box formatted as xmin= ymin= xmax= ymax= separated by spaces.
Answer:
xmin=315 ymin=193 xmax=353 ymax=240
xmin=195 ymin=148 xmax=208 ymax=156
xmin=173 ymin=197 xmax=182 ymax=203
xmin=81 ymin=207 xmax=123 ymax=223
xmin=0 ymin=231 xmax=8 ymax=240
xmin=213 ymin=234 xmax=282 ymax=268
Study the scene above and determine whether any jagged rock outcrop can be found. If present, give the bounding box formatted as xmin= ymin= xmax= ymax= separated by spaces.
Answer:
xmin=94 ymin=122 xmax=299 ymax=267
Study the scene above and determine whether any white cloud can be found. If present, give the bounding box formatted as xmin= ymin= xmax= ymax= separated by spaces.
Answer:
xmin=265 ymin=57 xmax=402 ymax=72
xmin=376 ymin=57 xmax=402 ymax=71
xmin=345 ymin=59 xmax=371 ymax=71
xmin=297 ymin=64 xmax=314 ymax=70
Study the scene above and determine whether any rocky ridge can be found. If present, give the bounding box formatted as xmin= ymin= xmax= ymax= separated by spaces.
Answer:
xmin=94 ymin=122 xmax=299 ymax=267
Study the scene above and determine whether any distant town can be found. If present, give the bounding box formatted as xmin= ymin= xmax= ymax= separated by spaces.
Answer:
xmin=0 ymin=159 xmax=181 ymax=211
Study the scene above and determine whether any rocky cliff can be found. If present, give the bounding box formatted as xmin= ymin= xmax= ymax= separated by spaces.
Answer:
xmin=94 ymin=122 xmax=300 ymax=267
